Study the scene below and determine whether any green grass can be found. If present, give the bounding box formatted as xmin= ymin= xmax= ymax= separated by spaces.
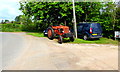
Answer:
xmin=27 ymin=32 xmax=118 ymax=45
xmin=69 ymin=37 xmax=118 ymax=45
xmin=27 ymin=32 xmax=44 ymax=37
xmin=26 ymin=32 xmax=118 ymax=45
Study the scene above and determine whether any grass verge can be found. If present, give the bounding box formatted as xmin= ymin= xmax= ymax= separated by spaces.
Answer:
xmin=69 ymin=37 xmax=118 ymax=45
xmin=26 ymin=32 xmax=44 ymax=37
xmin=27 ymin=32 xmax=118 ymax=45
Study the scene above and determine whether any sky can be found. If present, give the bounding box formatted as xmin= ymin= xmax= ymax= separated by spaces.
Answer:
xmin=0 ymin=0 xmax=119 ymax=22
xmin=0 ymin=0 xmax=22 ymax=22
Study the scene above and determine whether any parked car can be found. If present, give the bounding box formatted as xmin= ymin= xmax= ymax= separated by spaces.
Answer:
xmin=43 ymin=29 xmax=48 ymax=36
xmin=77 ymin=23 xmax=102 ymax=40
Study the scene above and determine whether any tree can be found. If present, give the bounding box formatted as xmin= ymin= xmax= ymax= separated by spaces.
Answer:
xmin=4 ymin=20 xmax=9 ymax=24
xmin=19 ymin=2 xmax=103 ymax=30
xmin=98 ymin=2 xmax=120 ymax=38
xmin=15 ymin=15 xmax=32 ymax=24
xmin=15 ymin=15 xmax=21 ymax=24
xmin=1 ymin=20 xmax=4 ymax=24
xmin=115 ymin=1 xmax=120 ymax=31
xmin=19 ymin=1 xmax=118 ymax=38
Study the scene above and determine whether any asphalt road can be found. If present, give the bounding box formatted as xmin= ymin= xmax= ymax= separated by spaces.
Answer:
xmin=0 ymin=32 xmax=2 ymax=71
xmin=1 ymin=32 xmax=26 ymax=69
xmin=1 ymin=32 xmax=118 ymax=70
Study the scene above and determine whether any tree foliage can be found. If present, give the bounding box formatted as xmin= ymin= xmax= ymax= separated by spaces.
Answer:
xmin=18 ymin=1 xmax=120 ymax=38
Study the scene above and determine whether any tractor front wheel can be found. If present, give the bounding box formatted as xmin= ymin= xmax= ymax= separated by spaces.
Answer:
xmin=58 ymin=35 xmax=62 ymax=44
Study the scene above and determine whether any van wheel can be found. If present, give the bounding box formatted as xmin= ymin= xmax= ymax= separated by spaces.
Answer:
xmin=83 ymin=35 xmax=88 ymax=40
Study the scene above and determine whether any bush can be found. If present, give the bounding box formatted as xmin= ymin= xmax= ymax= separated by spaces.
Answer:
xmin=21 ymin=23 xmax=38 ymax=32
xmin=0 ymin=23 xmax=22 ymax=32
xmin=102 ymin=30 xmax=114 ymax=39
xmin=0 ymin=23 xmax=39 ymax=32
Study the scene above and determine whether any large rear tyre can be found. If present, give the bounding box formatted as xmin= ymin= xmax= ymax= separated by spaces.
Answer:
xmin=70 ymin=35 xmax=75 ymax=42
xmin=58 ymin=35 xmax=62 ymax=44
xmin=47 ymin=27 xmax=54 ymax=40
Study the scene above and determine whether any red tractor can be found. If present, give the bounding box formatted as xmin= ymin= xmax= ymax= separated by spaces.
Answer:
xmin=47 ymin=25 xmax=75 ymax=44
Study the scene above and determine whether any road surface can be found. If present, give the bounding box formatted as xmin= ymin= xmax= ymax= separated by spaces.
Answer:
xmin=1 ymin=32 xmax=118 ymax=70
xmin=1 ymin=32 xmax=26 ymax=69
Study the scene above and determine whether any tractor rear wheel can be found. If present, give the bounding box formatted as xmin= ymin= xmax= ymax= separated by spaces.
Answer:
xmin=58 ymin=35 xmax=62 ymax=44
xmin=70 ymin=35 xmax=74 ymax=42
xmin=47 ymin=27 xmax=54 ymax=40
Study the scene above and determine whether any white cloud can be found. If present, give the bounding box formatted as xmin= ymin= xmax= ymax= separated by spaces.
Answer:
xmin=9 ymin=0 xmax=21 ymax=2
xmin=0 ymin=0 xmax=22 ymax=21
xmin=0 ymin=0 xmax=21 ymax=2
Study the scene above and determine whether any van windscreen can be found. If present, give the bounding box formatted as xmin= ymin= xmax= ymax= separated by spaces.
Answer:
xmin=91 ymin=23 xmax=101 ymax=28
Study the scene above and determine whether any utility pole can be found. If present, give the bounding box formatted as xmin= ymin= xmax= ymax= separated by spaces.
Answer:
xmin=72 ymin=0 xmax=77 ymax=38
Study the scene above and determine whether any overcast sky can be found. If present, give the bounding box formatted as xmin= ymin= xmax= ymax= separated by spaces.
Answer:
xmin=0 ymin=0 xmax=22 ymax=22
xmin=0 ymin=0 xmax=119 ymax=22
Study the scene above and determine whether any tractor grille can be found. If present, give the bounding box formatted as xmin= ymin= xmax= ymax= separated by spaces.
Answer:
xmin=63 ymin=28 xmax=69 ymax=33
